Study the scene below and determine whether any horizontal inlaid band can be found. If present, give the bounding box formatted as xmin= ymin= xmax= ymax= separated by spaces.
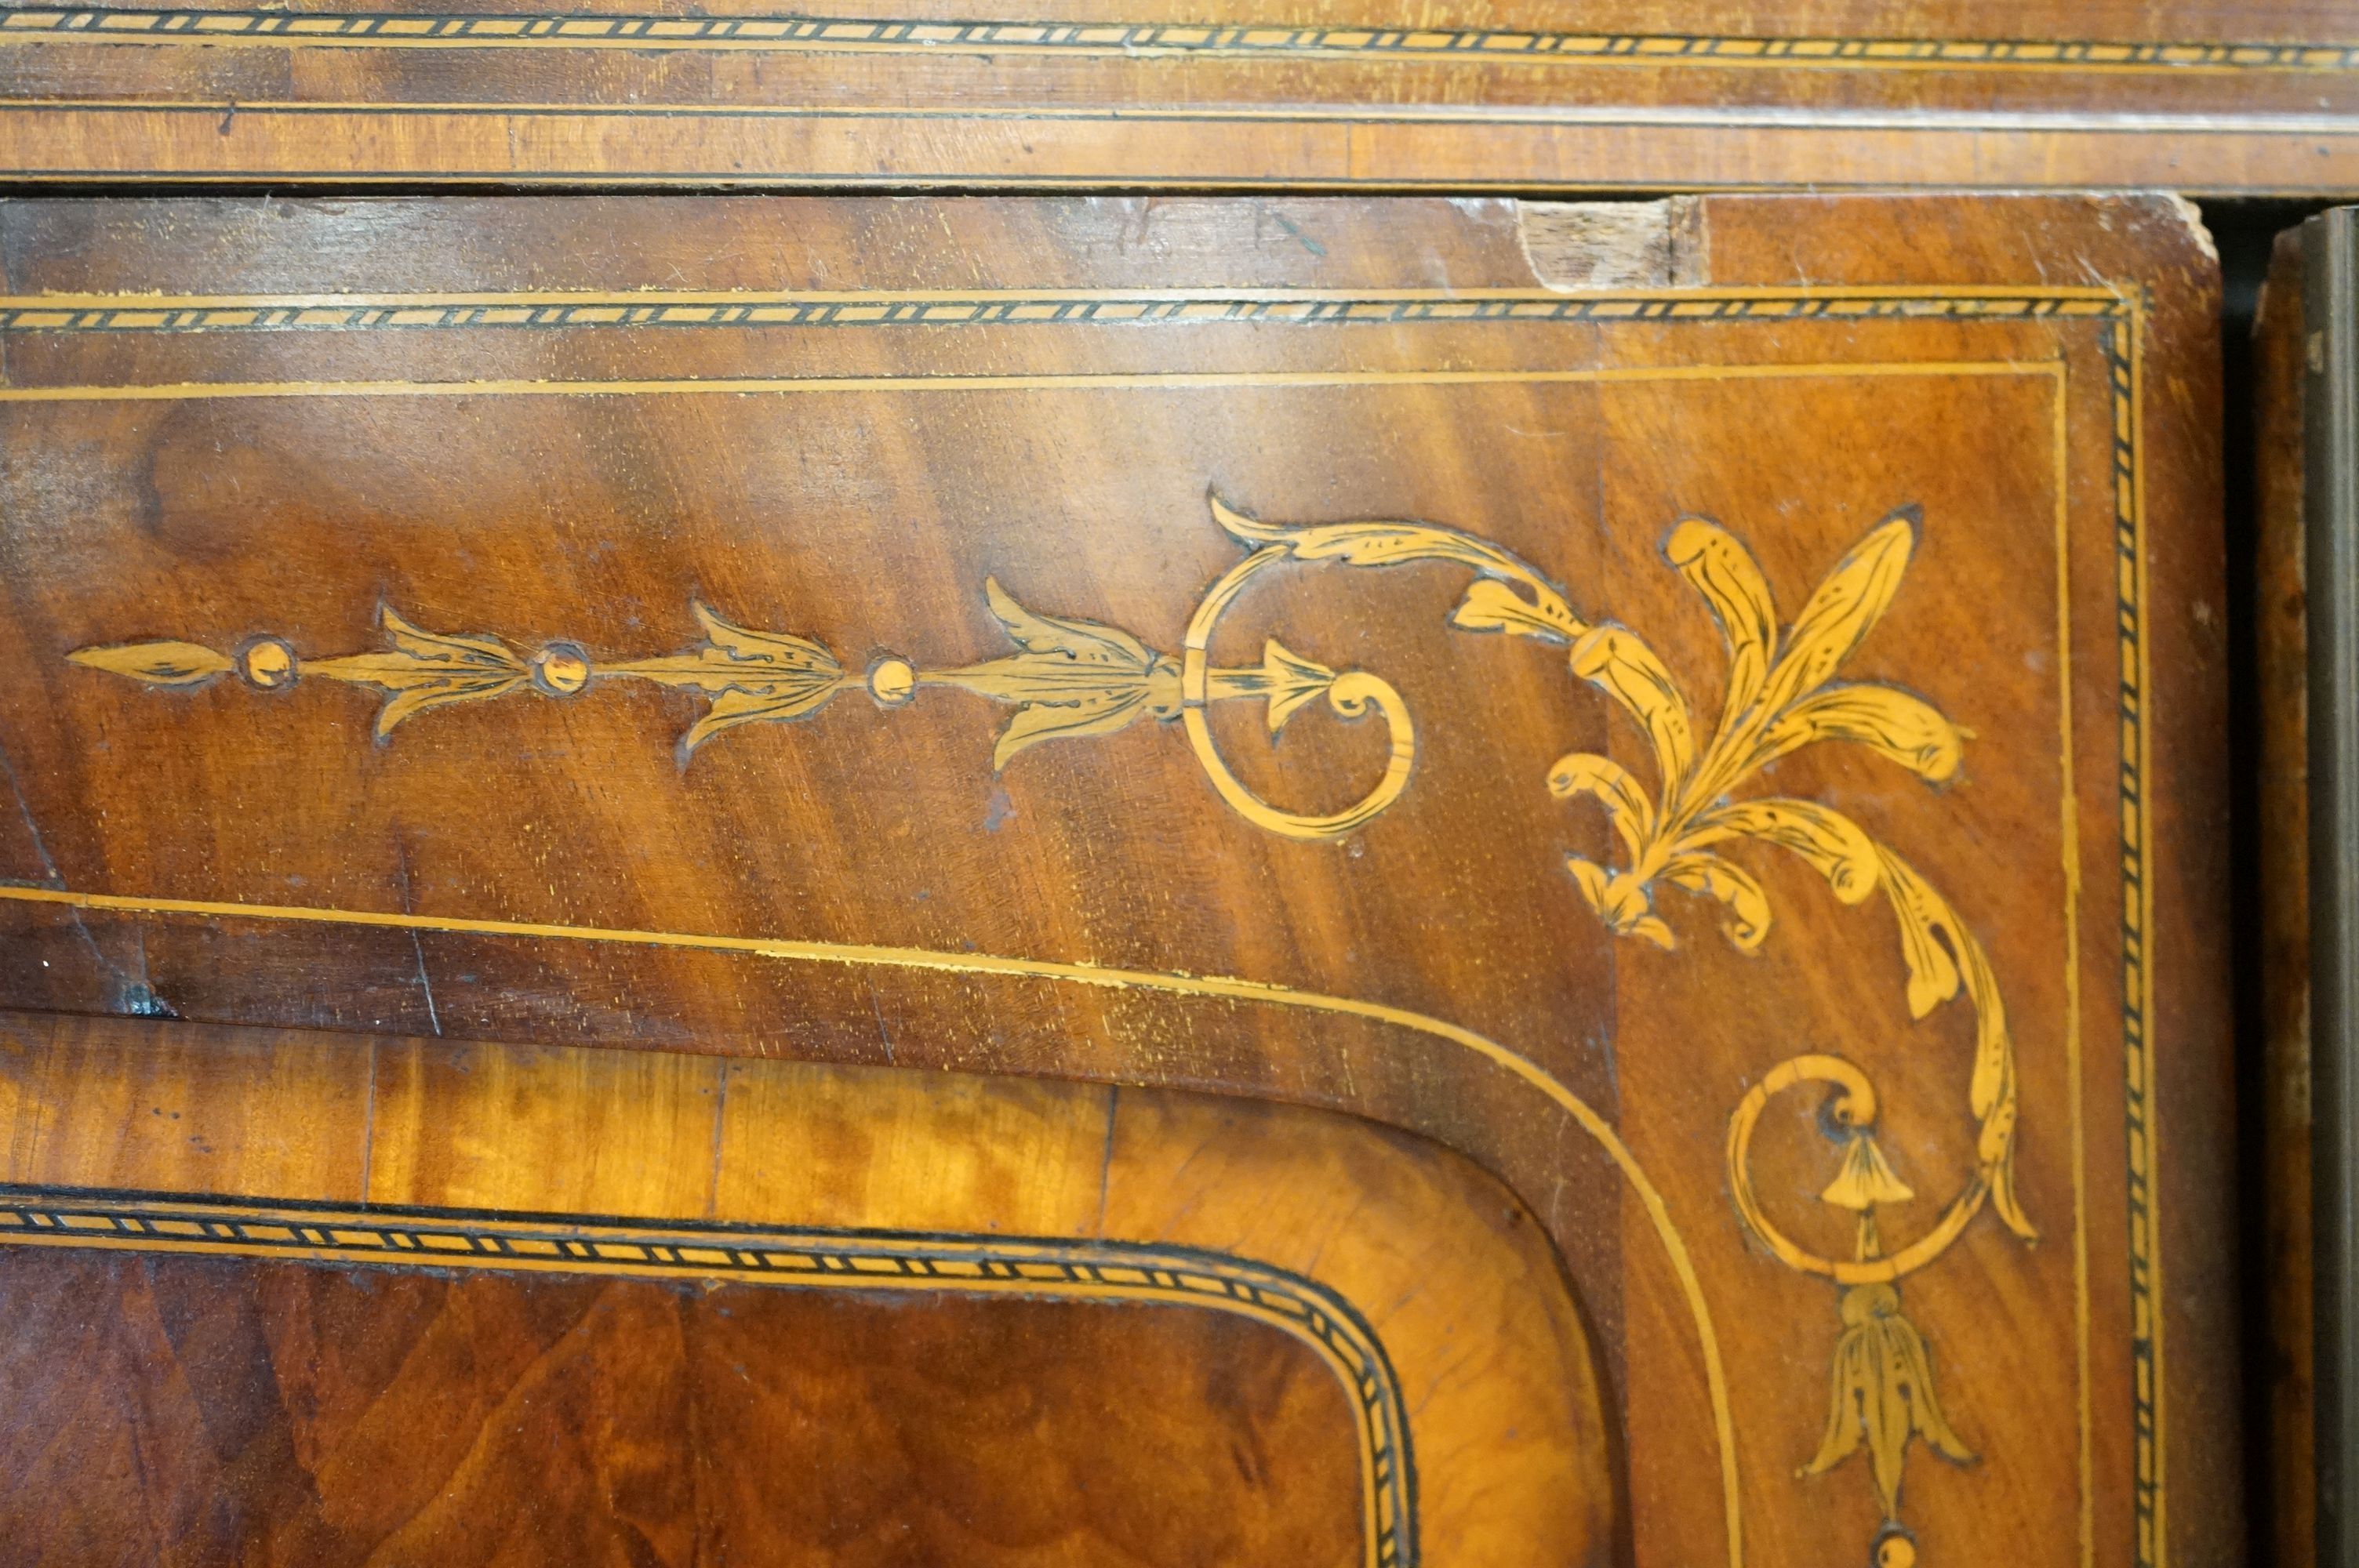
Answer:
xmin=2 ymin=6 xmax=2352 ymax=74
xmin=0 ymin=285 xmax=2128 ymax=335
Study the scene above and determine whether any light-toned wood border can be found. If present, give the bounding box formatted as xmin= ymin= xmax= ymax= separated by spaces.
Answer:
xmin=0 ymin=1016 xmax=1627 ymax=1568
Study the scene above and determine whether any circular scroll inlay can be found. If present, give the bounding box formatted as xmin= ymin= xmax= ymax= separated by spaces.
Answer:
xmin=236 ymin=637 xmax=297 ymax=690
xmin=533 ymin=643 xmax=592 ymax=696
xmin=867 ymin=656 xmax=918 ymax=707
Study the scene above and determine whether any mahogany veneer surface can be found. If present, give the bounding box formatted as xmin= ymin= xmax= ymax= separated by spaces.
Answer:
xmin=0 ymin=1254 xmax=1366 ymax=1568
xmin=0 ymin=191 xmax=2232 ymax=1568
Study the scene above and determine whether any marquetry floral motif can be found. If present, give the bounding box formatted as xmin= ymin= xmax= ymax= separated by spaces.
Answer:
xmin=74 ymin=601 xmax=853 ymax=757
xmin=931 ymin=581 xmax=1183 ymax=767
xmin=1809 ymin=1282 xmax=1975 ymax=1518
xmin=1532 ymin=511 xmax=2008 ymax=1536
xmin=1536 ymin=508 xmax=2026 ymax=1225
xmin=68 ymin=491 xmax=2023 ymax=1558
xmin=65 ymin=565 xmax=1362 ymax=786
xmin=1199 ymin=496 xmax=2018 ymax=1550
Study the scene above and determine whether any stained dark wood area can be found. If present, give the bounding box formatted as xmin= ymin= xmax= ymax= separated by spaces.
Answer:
xmin=0 ymin=1247 xmax=1362 ymax=1568
xmin=2252 ymin=224 xmax=2314 ymax=1568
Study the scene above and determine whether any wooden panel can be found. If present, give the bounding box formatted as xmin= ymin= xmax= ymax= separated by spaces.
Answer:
xmin=0 ymin=191 xmax=2231 ymax=1568
xmin=1 ymin=2 xmax=2357 ymax=193
xmin=0 ymin=1250 xmax=1369 ymax=1568
xmin=0 ymin=1007 xmax=1614 ymax=1568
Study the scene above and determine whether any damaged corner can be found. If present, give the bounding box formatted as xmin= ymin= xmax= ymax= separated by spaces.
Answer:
xmin=2161 ymin=191 xmax=2221 ymax=270
xmin=1515 ymin=197 xmax=1710 ymax=291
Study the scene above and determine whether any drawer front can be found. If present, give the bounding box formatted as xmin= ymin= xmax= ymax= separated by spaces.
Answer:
xmin=0 ymin=191 xmax=2230 ymax=1568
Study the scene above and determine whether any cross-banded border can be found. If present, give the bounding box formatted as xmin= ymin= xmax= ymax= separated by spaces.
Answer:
xmin=0 ymin=289 xmax=2129 ymax=336
xmin=0 ymin=289 xmax=2142 ymax=335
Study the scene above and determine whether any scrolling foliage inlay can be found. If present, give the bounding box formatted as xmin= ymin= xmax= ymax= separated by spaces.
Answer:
xmin=1206 ymin=495 xmax=2018 ymax=1550
xmin=70 ymin=492 xmax=2023 ymax=1558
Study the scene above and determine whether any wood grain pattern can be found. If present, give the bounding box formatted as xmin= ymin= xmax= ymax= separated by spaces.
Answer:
xmin=0 ymin=2 xmax=2356 ymax=193
xmin=0 ymin=191 xmax=2230 ymax=1568
xmin=369 ymin=1037 xmax=722 ymax=1217
xmin=0 ymin=1249 xmax=1374 ymax=1568
xmin=0 ymin=1007 xmax=1613 ymax=1568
